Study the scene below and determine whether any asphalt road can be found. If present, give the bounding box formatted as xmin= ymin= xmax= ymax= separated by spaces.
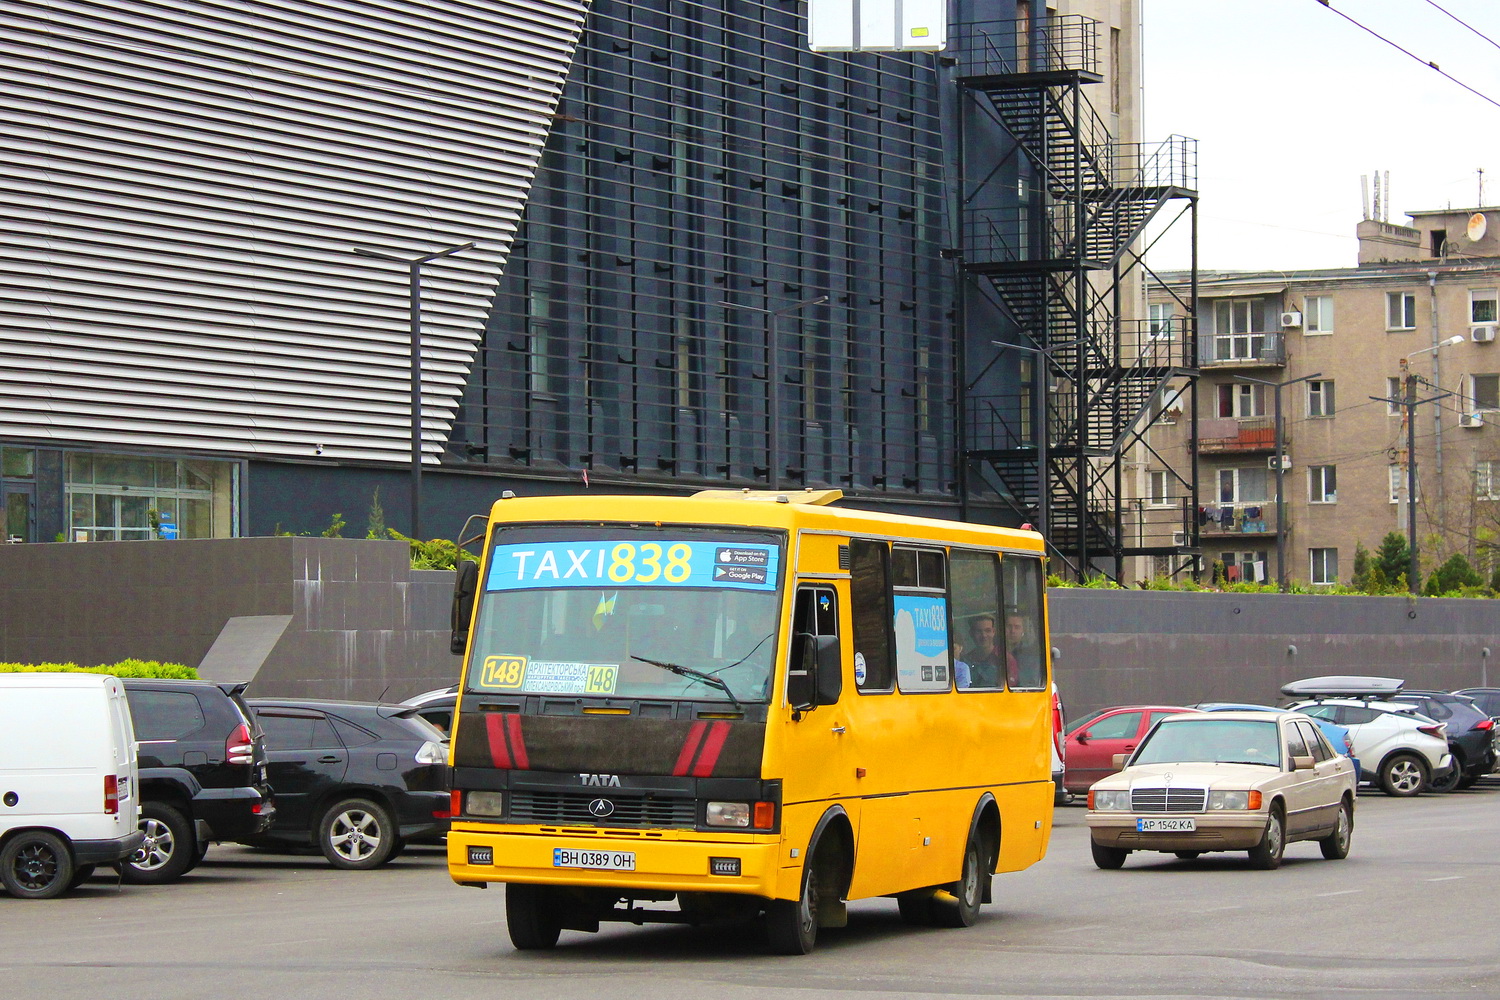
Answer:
xmin=6 ymin=787 xmax=1500 ymax=1000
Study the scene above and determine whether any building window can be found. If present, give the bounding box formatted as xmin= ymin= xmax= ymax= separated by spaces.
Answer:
xmin=1386 ymin=376 xmax=1404 ymax=415
xmin=1470 ymin=373 xmax=1500 ymax=411
xmin=1308 ymin=465 xmax=1337 ymax=504
xmin=1148 ymin=302 xmax=1175 ymax=340
xmin=66 ymin=453 xmax=238 ymax=541
xmin=1148 ymin=470 xmax=1172 ymax=507
xmin=1472 ymin=289 xmax=1498 ymax=325
xmin=1307 ymin=379 xmax=1335 ymax=418
xmin=1219 ymin=550 xmax=1268 ymax=584
xmin=1309 ymin=547 xmax=1339 ymax=586
xmin=1213 ymin=299 xmax=1255 ymax=335
xmin=1304 ymin=295 xmax=1334 ymax=334
xmin=1217 ymin=382 xmax=1266 ymax=418
xmin=1387 ymin=292 xmax=1417 ymax=331
xmin=1218 ymin=466 xmax=1269 ymax=504
xmin=1477 ymin=461 xmax=1500 ymax=500
xmin=1388 ymin=464 xmax=1419 ymax=504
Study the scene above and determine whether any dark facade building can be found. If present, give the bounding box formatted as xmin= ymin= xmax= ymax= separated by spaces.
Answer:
xmin=4 ymin=1 xmax=1195 ymax=576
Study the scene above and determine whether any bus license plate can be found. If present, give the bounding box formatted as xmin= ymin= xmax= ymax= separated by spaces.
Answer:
xmin=553 ymin=848 xmax=636 ymax=871
xmin=1137 ymin=817 xmax=1195 ymax=832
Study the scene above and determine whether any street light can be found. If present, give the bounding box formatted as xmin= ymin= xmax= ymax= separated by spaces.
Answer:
xmin=1234 ymin=372 xmax=1321 ymax=592
xmin=719 ymin=295 xmax=827 ymax=487
xmin=353 ymin=241 xmax=478 ymax=539
xmin=1376 ymin=335 xmax=1465 ymax=593
xmin=991 ymin=337 xmax=1086 ymax=546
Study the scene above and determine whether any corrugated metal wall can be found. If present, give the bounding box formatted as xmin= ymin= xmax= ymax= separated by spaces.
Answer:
xmin=2 ymin=0 xmax=588 ymax=463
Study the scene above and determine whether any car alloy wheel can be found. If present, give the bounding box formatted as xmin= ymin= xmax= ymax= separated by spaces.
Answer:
xmin=122 ymin=802 xmax=194 ymax=885
xmin=1380 ymin=753 xmax=1427 ymax=797
xmin=1 ymin=831 xmax=74 ymax=900
xmin=318 ymin=798 xmax=395 ymax=870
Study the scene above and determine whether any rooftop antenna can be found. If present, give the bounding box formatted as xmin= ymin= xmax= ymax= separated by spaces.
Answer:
xmin=1384 ymin=170 xmax=1391 ymax=221
xmin=1361 ymin=174 xmax=1370 ymax=221
xmin=1480 ymin=167 xmax=1486 ymax=207
xmin=1373 ymin=171 xmax=1382 ymax=224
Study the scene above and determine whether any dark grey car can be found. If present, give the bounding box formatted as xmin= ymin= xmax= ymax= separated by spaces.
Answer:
xmin=242 ymin=698 xmax=450 ymax=869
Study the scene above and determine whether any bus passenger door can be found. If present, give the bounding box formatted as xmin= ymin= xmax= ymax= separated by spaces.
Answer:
xmin=780 ymin=584 xmax=855 ymax=822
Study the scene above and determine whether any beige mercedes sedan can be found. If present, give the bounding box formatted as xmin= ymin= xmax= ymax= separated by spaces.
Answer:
xmin=1085 ymin=710 xmax=1357 ymax=870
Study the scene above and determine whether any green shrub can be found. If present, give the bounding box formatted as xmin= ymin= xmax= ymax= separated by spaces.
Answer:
xmin=0 ymin=659 xmax=197 ymax=678
xmin=386 ymin=529 xmax=478 ymax=570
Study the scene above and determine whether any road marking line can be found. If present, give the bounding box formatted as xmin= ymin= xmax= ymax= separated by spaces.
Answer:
xmin=1315 ymin=889 xmax=1363 ymax=897
xmin=1426 ymin=875 xmax=1464 ymax=882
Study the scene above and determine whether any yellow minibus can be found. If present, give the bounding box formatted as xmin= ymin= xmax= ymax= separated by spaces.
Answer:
xmin=445 ymin=489 xmax=1053 ymax=953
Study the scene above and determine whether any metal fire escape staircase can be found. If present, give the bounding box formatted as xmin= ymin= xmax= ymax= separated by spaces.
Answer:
xmin=954 ymin=16 xmax=1199 ymax=578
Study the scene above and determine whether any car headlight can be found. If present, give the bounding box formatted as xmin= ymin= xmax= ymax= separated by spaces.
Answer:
xmin=1207 ymin=789 xmax=1261 ymax=810
xmin=464 ymin=790 xmax=504 ymax=816
xmin=1090 ymin=789 xmax=1130 ymax=811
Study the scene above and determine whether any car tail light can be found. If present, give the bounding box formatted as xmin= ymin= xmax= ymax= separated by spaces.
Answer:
xmin=104 ymin=774 xmax=119 ymax=815
xmin=1417 ymin=724 xmax=1445 ymax=740
xmin=1052 ymin=694 xmax=1066 ymax=758
xmin=415 ymin=741 xmax=447 ymax=765
xmin=226 ymin=722 xmax=254 ymax=765
xmin=1344 ymin=734 xmax=1354 ymax=754
xmin=1474 ymin=718 xmax=1494 ymax=731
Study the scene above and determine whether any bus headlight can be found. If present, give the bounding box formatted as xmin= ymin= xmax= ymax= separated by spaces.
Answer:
xmin=1089 ymin=789 xmax=1129 ymax=811
xmin=465 ymin=791 xmax=505 ymax=817
xmin=706 ymin=802 xmax=750 ymax=827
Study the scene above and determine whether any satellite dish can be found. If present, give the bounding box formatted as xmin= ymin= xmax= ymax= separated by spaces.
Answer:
xmin=1467 ymin=213 xmax=1488 ymax=241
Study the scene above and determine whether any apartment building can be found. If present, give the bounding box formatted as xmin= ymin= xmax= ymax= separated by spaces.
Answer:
xmin=1146 ymin=206 xmax=1500 ymax=587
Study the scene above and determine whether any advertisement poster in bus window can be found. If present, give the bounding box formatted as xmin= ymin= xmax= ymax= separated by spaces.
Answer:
xmin=892 ymin=594 xmax=950 ymax=692
xmin=487 ymin=540 xmax=778 ymax=592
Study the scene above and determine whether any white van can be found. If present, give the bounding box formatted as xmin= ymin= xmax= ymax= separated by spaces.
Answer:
xmin=0 ymin=673 xmax=143 ymax=898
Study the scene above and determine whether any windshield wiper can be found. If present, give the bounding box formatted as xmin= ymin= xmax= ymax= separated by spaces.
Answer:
xmin=631 ymin=654 xmax=742 ymax=711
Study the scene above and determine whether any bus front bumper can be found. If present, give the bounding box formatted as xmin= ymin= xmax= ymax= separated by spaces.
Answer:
xmin=447 ymin=823 xmax=786 ymax=898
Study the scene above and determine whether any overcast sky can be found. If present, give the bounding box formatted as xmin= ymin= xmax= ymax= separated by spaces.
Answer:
xmin=1142 ymin=0 xmax=1500 ymax=272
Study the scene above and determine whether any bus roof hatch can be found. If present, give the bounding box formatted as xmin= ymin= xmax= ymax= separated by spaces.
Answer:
xmin=690 ymin=488 xmax=844 ymax=506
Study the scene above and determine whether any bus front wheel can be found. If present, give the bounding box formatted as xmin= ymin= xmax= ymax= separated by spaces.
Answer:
xmin=506 ymin=883 xmax=562 ymax=950
xmin=766 ymin=858 xmax=820 ymax=955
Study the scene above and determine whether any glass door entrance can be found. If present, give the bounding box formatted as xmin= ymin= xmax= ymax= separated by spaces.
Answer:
xmin=3 ymin=483 xmax=34 ymax=543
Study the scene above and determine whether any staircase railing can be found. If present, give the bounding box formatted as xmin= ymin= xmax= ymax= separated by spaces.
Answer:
xmin=953 ymin=15 xmax=1099 ymax=78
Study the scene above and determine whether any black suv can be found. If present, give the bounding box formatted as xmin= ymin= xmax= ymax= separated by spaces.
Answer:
xmin=120 ymin=679 xmax=276 ymax=883
xmin=1390 ymin=690 xmax=1497 ymax=790
xmin=242 ymin=698 xmax=450 ymax=869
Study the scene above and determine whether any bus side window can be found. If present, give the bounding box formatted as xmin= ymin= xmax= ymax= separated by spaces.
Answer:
xmin=1000 ymin=555 xmax=1046 ymax=690
xmin=791 ymin=585 xmax=841 ymax=707
xmin=949 ymin=549 xmax=1003 ymax=691
xmin=849 ymin=539 xmax=894 ymax=692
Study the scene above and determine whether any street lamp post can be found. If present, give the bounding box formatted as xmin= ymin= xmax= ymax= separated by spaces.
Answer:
xmin=353 ymin=241 xmax=478 ymax=539
xmin=1233 ymin=372 xmax=1321 ymax=592
xmin=720 ymin=295 xmax=827 ymax=488
xmin=1379 ymin=335 xmax=1465 ymax=593
xmin=991 ymin=337 xmax=1086 ymax=547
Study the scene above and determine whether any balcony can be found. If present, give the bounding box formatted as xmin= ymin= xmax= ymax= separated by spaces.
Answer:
xmin=1197 ymin=417 xmax=1279 ymax=454
xmin=1200 ymin=502 xmax=1280 ymax=537
xmin=1201 ymin=331 xmax=1286 ymax=368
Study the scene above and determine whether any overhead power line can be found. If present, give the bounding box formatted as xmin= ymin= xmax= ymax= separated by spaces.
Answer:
xmin=1423 ymin=0 xmax=1500 ymax=54
xmin=1318 ymin=0 xmax=1500 ymax=112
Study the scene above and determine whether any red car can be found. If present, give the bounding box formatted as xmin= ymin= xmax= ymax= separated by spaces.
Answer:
xmin=1062 ymin=705 xmax=1202 ymax=793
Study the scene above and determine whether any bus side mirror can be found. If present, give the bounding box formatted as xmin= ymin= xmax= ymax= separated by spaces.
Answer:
xmin=450 ymin=560 xmax=479 ymax=655
xmin=788 ymin=633 xmax=818 ymax=712
xmin=788 ymin=634 xmax=843 ymax=712
xmin=814 ymin=635 xmax=842 ymax=706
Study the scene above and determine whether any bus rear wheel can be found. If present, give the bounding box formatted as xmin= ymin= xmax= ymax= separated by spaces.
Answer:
xmin=506 ymin=883 xmax=563 ymax=950
xmin=929 ymin=834 xmax=984 ymax=928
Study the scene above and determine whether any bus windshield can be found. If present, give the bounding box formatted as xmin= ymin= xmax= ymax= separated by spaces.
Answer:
xmin=465 ymin=529 xmax=782 ymax=705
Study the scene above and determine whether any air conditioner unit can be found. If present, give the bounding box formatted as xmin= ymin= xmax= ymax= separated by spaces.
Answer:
xmin=1473 ymin=325 xmax=1497 ymax=343
xmin=1461 ymin=412 xmax=1485 ymax=428
xmin=1172 ymin=531 xmax=1189 ymax=547
xmin=1268 ymin=455 xmax=1292 ymax=471
xmin=1280 ymin=311 xmax=1303 ymax=328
